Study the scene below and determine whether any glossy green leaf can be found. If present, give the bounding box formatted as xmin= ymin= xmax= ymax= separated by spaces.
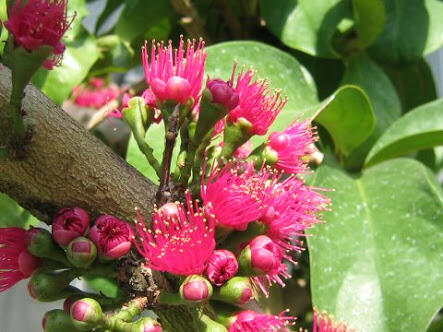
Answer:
xmin=308 ymin=158 xmax=443 ymax=331
xmin=0 ymin=193 xmax=39 ymax=228
xmin=340 ymin=54 xmax=401 ymax=170
xmin=32 ymin=35 xmax=100 ymax=104
xmin=368 ymin=0 xmax=443 ymax=65
xmin=352 ymin=0 xmax=385 ymax=47
xmin=115 ymin=0 xmax=172 ymax=42
xmin=365 ymin=99 xmax=443 ymax=167
xmin=126 ymin=124 xmax=181 ymax=185
xmin=383 ymin=59 xmax=437 ymax=113
xmin=260 ymin=0 xmax=351 ymax=58
xmin=83 ymin=275 xmax=123 ymax=299
xmin=206 ymin=41 xmax=318 ymax=143
xmin=313 ymin=85 xmax=375 ymax=157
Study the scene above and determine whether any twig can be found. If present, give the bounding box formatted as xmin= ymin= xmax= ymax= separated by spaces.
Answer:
xmin=170 ymin=0 xmax=209 ymax=41
xmin=218 ymin=0 xmax=243 ymax=39
xmin=156 ymin=104 xmax=181 ymax=205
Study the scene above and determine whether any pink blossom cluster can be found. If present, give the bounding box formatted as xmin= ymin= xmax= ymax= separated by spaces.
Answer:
xmin=130 ymin=37 xmax=332 ymax=330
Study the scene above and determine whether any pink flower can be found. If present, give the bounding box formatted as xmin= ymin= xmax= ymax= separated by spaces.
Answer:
xmin=201 ymin=162 xmax=263 ymax=231
xmin=251 ymin=263 xmax=291 ymax=298
xmin=228 ymin=310 xmax=296 ymax=332
xmin=89 ymin=215 xmax=133 ymax=259
xmin=142 ymin=36 xmax=206 ymax=105
xmin=0 ymin=227 xmax=41 ymax=292
xmin=266 ymin=120 xmax=316 ymax=174
xmin=313 ymin=308 xmax=354 ymax=332
xmin=206 ymin=249 xmax=238 ymax=286
xmin=4 ymin=0 xmax=73 ymax=69
xmin=73 ymin=78 xmax=121 ymax=109
xmin=228 ymin=68 xmax=286 ymax=136
xmin=52 ymin=207 xmax=90 ymax=247
xmin=134 ymin=194 xmax=215 ymax=276
xmin=261 ymin=175 xmax=330 ymax=257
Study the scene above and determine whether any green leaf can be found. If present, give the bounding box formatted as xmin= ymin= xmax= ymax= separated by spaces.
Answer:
xmin=83 ymin=275 xmax=123 ymax=299
xmin=308 ymin=158 xmax=443 ymax=332
xmin=32 ymin=35 xmax=100 ymax=105
xmin=352 ymin=0 xmax=385 ymax=47
xmin=205 ymin=41 xmax=318 ymax=144
xmin=126 ymin=124 xmax=181 ymax=185
xmin=260 ymin=0 xmax=351 ymax=58
xmin=340 ymin=54 xmax=401 ymax=170
xmin=383 ymin=59 xmax=437 ymax=113
xmin=368 ymin=0 xmax=443 ymax=65
xmin=115 ymin=0 xmax=172 ymax=42
xmin=0 ymin=193 xmax=39 ymax=228
xmin=65 ymin=0 xmax=89 ymax=39
xmin=313 ymin=85 xmax=375 ymax=157
xmin=365 ymin=99 xmax=443 ymax=167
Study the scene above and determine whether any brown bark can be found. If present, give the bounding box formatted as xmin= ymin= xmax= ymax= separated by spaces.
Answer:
xmin=0 ymin=67 xmax=156 ymax=223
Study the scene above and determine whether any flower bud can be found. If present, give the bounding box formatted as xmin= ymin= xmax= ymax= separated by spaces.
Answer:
xmin=207 ymin=79 xmax=239 ymax=110
xmin=206 ymin=249 xmax=238 ymax=286
xmin=28 ymin=269 xmax=80 ymax=302
xmin=156 ymin=202 xmax=180 ymax=220
xmin=238 ymin=235 xmax=283 ymax=275
xmin=131 ymin=317 xmax=163 ymax=332
xmin=26 ymin=227 xmax=68 ymax=264
xmin=52 ymin=207 xmax=90 ymax=247
xmin=89 ymin=215 xmax=133 ymax=259
xmin=66 ymin=237 xmax=97 ymax=268
xmin=42 ymin=309 xmax=77 ymax=332
xmin=63 ymin=296 xmax=80 ymax=313
xmin=70 ymin=298 xmax=104 ymax=331
xmin=165 ymin=76 xmax=192 ymax=104
xmin=179 ymin=275 xmax=213 ymax=303
xmin=18 ymin=249 xmax=41 ymax=277
xmin=216 ymin=276 xmax=254 ymax=305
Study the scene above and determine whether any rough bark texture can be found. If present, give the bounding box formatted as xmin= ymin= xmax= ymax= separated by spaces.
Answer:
xmin=0 ymin=67 xmax=156 ymax=223
xmin=0 ymin=67 xmax=204 ymax=331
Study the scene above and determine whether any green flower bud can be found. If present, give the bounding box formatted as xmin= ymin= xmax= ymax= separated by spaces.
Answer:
xmin=66 ymin=237 xmax=97 ymax=268
xmin=28 ymin=269 xmax=81 ymax=302
xmin=70 ymin=298 xmax=104 ymax=331
xmin=42 ymin=310 xmax=78 ymax=332
xmin=216 ymin=276 xmax=254 ymax=305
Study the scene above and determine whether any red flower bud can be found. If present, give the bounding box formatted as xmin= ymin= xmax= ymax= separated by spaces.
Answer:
xmin=179 ymin=275 xmax=213 ymax=303
xmin=207 ymin=79 xmax=239 ymax=110
xmin=63 ymin=296 xmax=79 ymax=313
xmin=70 ymin=298 xmax=103 ymax=330
xmin=18 ymin=249 xmax=41 ymax=277
xmin=132 ymin=317 xmax=163 ymax=332
xmin=52 ymin=207 xmax=90 ymax=247
xmin=238 ymin=235 xmax=283 ymax=275
xmin=89 ymin=215 xmax=133 ymax=259
xmin=66 ymin=237 xmax=97 ymax=268
xmin=206 ymin=249 xmax=238 ymax=286
xmin=156 ymin=202 xmax=180 ymax=219
xmin=165 ymin=76 xmax=192 ymax=104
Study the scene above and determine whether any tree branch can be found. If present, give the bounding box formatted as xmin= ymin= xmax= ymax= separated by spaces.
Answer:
xmin=0 ymin=66 xmax=156 ymax=223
